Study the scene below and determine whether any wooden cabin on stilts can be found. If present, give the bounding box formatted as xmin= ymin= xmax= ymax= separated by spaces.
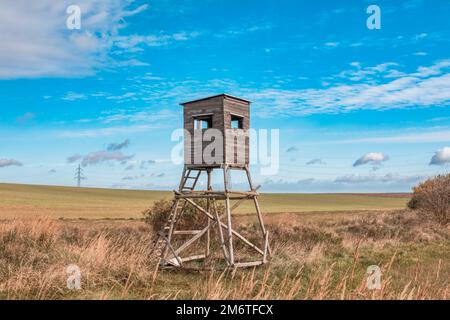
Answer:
xmin=152 ymin=94 xmax=270 ymax=269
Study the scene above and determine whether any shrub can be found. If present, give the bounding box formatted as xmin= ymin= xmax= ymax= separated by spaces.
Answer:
xmin=408 ymin=174 xmax=450 ymax=226
xmin=143 ymin=199 xmax=224 ymax=233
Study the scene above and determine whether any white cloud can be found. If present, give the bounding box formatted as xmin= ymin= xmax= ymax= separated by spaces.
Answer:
xmin=335 ymin=173 xmax=424 ymax=184
xmin=60 ymin=124 xmax=158 ymax=137
xmin=0 ymin=1 xmax=197 ymax=79
xmin=215 ymin=24 xmax=272 ymax=38
xmin=100 ymin=109 xmax=176 ymax=124
xmin=332 ymin=129 xmax=450 ymax=144
xmin=114 ymin=59 xmax=150 ymax=67
xmin=429 ymin=147 xmax=450 ymax=165
xmin=412 ymin=60 xmax=450 ymax=77
xmin=67 ymin=154 xmax=82 ymax=163
xmin=415 ymin=33 xmax=428 ymax=40
xmin=324 ymin=42 xmax=340 ymax=47
xmin=306 ymin=158 xmax=326 ymax=165
xmin=62 ymin=92 xmax=88 ymax=101
xmin=106 ymin=139 xmax=130 ymax=151
xmin=257 ymin=173 xmax=427 ymax=192
xmin=250 ymin=60 xmax=450 ymax=116
xmin=335 ymin=62 xmax=401 ymax=81
xmin=0 ymin=158 xmax=23 ymax=168
xmin=139 ymin=160 xmax=156 ymax=170
xmin=353 ymin=152 xmax=389 ymax=167
xmin=81 ymin=150 xmax=133 ymax=167
xmin=0 ymin=0 xmax=146 ymax=78
xmin=113 ymin=31 xmax=201 ymax=49
xmin=106 ymin=92 xmax=137 ymax=100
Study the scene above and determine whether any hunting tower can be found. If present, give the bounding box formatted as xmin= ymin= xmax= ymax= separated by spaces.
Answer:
xmin=153 ymin=94 xmax=270 ymax=269
xmin=183 ymin=94 xmax=250 ymax=166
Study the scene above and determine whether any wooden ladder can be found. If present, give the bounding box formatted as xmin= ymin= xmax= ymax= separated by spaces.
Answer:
xmin=149 ymin=199 xmax=182 ymax=258
xmin=180 ymin=168 xmax=202 ymax=192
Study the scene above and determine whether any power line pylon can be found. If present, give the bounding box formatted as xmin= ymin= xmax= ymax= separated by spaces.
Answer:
xmin=75 ymin=164 xmax=85 ymax=187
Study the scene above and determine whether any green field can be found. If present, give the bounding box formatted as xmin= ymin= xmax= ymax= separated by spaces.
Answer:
xmin=0 ymin=183 xmax=409 ymax=219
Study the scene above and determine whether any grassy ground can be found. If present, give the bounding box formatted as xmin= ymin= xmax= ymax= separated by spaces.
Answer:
xmin=0 ymin=183 xmax=409 ymax=219
xmin=0 ymin=211 xmax=448 ymax=299
xmin=1 ymin=183 xmax=447 ymax=300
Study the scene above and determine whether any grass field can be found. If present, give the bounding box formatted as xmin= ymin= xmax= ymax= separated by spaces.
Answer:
xmin=0 ymin=183 xmax=409 ymax=219
xmin=0 ymin=183 xmax=448 ymax=300
xmin=0 ymin=212 xmax=448 ymax=299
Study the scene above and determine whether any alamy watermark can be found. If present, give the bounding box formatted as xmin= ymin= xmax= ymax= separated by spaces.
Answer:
xmin=66 ymin=264 xmax=82 ymax=290
xmin=366 ymin=5 xmax=381 ymax=30
xmin=66 ymin=5 xmax=81 ymax=30
xmin=171 ymin=128 xmax=280 ymax=176
xmin=366 ymin=265 xmax=382 ymax=290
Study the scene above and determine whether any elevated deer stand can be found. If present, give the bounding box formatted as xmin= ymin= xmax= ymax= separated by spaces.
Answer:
xmin=152 ymin=94 xmax=270 ymax=269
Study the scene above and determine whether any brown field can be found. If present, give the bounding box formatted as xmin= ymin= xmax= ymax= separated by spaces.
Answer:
xmin=0 ymin=183 xmax=409 ymax=219
xmin=0 ymin=183 xmax=448 ymax=300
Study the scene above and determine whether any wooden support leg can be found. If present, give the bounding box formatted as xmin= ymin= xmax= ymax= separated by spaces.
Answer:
xmin=245 ymin=165 xmax=271 ymax=257
xmin=178 ymin=166 xmax=187 ymax=192
xmin=253 ymin=196 xmax=271 ymax=256
xmin=213 ymin=199 xmax=230 ymax=265
xmin=244 ymin=165 xmax=254 ymax=191
xmin=161 ymin=199 xmax=181 ymax=264
xmin=205 ymin=169 xmax=211 ymax=258
xmin=223 ymin=165 xmax=234 ymax=265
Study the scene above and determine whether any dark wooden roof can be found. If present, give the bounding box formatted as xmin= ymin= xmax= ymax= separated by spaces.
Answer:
xmin=180 ymin=94 xmax=251 ymax=106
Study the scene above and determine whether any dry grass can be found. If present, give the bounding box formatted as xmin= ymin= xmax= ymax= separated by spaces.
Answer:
xmin=0 ymin=210 xmax=448 ymax=300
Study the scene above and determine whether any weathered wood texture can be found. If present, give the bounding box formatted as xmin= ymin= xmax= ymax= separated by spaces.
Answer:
xmin=182 ymin=94 xmax=250 ymax=166
xmin=154 ymin=165 xmax=270 ymax=269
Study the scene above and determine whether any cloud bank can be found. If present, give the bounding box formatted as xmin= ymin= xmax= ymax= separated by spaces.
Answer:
xmin=251 ymin=60 xmax=450 ymax=116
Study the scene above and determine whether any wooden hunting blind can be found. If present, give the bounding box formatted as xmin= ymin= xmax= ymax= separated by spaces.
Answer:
xmin=152 ymin=94 xmax=270 ymax=269
xmin=183 ymin=94 xmax=250 ymax=166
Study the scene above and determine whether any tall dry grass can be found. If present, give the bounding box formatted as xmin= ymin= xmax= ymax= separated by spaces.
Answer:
xmin=0 ymin=210 xmax=448 ymax=300
xmin=0 ymin=217 xmax=155 ymax=299
xmin=193 ymin=248 xmax=449 ymax=300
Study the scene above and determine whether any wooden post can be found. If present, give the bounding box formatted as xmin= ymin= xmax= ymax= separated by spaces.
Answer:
xmin=160 ymin=198 xmax=180 ymax=264
xmin=244 ymin=165 xmax=254 ymax=190
xmin=223 ymin=165 xmax=234 ymax=265
xmin=205 ymin=169 xmax=212 ymax=258
xmin=179 ymin=166 xmax=187 ymax=192
xmin=245 ymin=165 xmax=271 ymax=256
xmin=213 ymin=199 xmax=230 ymax=265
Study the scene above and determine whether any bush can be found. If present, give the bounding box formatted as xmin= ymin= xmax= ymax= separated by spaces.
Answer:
xmin=143 ymin=199 xmax=224 ymax=233
xmin=408 ymin=174 xmax=450 ymax=226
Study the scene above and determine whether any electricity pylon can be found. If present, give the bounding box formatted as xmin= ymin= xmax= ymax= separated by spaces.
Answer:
xmin=75 ymin=164 xmax=85 ymax=187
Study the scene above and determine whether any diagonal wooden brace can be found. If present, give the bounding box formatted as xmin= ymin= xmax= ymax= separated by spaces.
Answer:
xmin=176 ymin=192 xmax=265 ymax=256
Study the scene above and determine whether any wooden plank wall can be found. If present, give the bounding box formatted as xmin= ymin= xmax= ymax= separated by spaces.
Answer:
xmin=183 ymin=95 xmax=250 ymax=165
xmin=224 ymin=97 xmax=250 ymax=165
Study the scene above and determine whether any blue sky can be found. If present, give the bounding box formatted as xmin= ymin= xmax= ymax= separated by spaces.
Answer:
xmin=0 ymin=0 xmax=449 ymax=192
